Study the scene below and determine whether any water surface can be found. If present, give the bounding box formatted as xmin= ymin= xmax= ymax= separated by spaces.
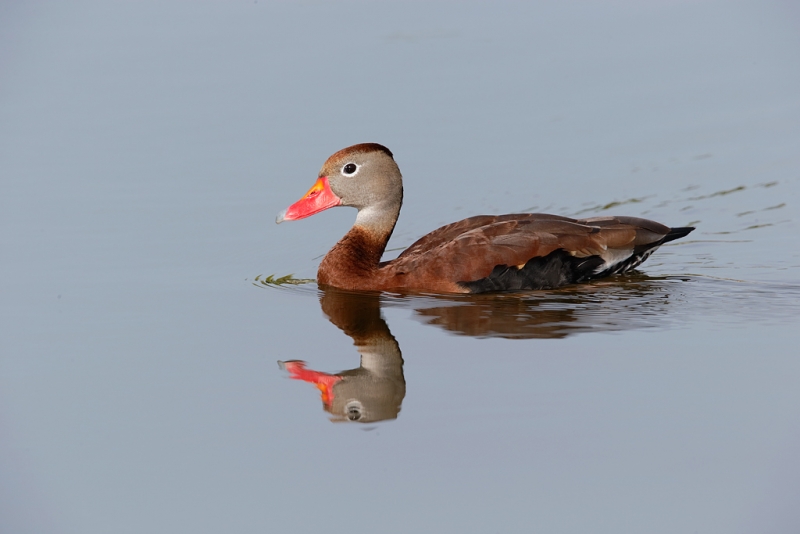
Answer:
xmin=2 ymin=1 xmax=800 ymax=533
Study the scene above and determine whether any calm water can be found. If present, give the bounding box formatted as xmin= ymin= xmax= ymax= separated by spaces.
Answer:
xmin=3 ymin=1 xmax=800 ymax=533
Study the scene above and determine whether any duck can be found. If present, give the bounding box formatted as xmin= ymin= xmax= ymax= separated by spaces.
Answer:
xmin=276 ymin=143 xmax=694 ymax=294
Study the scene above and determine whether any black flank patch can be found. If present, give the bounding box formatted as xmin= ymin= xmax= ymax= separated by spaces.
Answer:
xmin=459 ymin=249 xmax=606 ymax=293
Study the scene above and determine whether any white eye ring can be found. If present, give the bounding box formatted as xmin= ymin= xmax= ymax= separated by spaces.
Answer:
xmin=342 ymin=162 xmax=360 ymax=176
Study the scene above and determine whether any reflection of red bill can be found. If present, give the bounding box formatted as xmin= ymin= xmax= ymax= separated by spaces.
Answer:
xmin=279 ymin=360 xmax=343 ymax=407
xmin=275 ymin=177 xmax=341 ymax=223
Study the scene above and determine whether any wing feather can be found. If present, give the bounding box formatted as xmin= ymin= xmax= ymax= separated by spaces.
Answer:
xmin=387 ymin=213 xmax=682 ymax=288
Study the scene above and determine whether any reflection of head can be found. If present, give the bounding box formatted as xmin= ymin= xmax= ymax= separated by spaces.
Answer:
xmin=279 ymin=288 xmax=406 ymax=423
xmin=322 ymin=288 xmax=405 ymax=423
xmin=328 ymin=362 xmax=405 ymax=422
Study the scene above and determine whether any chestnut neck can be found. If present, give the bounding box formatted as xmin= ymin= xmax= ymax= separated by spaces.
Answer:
xmin=319 ymin=288 xmax=403 ymax=377
xmin=317 ymin=199 xmax=401 ymax=289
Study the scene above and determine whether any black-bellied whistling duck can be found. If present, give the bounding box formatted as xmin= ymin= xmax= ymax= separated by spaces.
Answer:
xmin=276 ymin=143 xmax=695 ymax=293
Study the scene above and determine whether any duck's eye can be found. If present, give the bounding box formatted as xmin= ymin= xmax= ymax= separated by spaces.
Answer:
xmin=342 ymin=163 xmax=358 ymax=175
xmin=345 ymin=400 xmax=363 ymax=421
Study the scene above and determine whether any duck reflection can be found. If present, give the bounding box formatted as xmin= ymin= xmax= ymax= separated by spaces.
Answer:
xmin=278 ymin=288 xmax=405 ymax=423
xmin=412 ymin=275 xmax=691 ymax=339
xmin=278 ymin=275 xmax=690 ymax=421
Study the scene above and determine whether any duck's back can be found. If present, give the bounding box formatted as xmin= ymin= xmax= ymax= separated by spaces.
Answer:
xmin=385 ymin=214 xmax=693 ymax=293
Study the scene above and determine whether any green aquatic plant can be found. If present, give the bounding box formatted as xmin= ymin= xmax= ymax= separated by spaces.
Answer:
xmin=687 ymin=185 xmax=745 ymax=201
xmin=254 ymin=274 xmax=316 ymax=286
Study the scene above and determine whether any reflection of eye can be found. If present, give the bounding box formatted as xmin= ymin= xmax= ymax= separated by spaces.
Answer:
xmin=342 ymin=163 xmax=358 ymax=175
xmin=345 ymin=400 xmax=363 ymax=421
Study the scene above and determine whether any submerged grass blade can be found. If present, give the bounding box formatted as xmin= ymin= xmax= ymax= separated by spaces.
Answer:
xmin=254 ymin=273 xmax=316 ymax=287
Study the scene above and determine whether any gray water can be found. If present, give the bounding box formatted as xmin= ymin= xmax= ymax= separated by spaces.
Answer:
xmin=3 ymin=1 xmax=800 ymax=533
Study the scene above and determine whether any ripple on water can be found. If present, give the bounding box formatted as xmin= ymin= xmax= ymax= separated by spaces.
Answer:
xmin=259 ymin=174 xmax=799 ymax=337
xmin=253 ymin=273 xmax=800 ymax=339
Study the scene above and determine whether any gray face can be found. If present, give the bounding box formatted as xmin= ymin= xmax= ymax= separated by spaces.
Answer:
xmin=328 ymin=375 xmax=406 ymax=423
xmin=319 ymin=147 xmax=403 ymax=212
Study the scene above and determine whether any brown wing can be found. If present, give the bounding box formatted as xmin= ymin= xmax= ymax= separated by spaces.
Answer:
xmin=577 ymin=215 xmax=672 ymax=246
xmin=397 ymin=213 xmax=578 ymax=258
xmin=379 ymin=212 xmax=692 ymax=293
xmin=392 ymin=218 xmax=602 ymax=282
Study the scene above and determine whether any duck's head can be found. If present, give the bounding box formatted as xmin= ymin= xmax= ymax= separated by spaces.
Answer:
xmin=276 ymin=143 xmax=402 ymax=224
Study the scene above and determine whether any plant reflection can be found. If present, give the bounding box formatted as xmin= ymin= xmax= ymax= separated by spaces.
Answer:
xmin=278 ymin=275 xmax=692 ymax=422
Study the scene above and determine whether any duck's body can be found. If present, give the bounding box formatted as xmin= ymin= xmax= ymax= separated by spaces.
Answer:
xmin=277 ymin=143 xmax=694 ymax=294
